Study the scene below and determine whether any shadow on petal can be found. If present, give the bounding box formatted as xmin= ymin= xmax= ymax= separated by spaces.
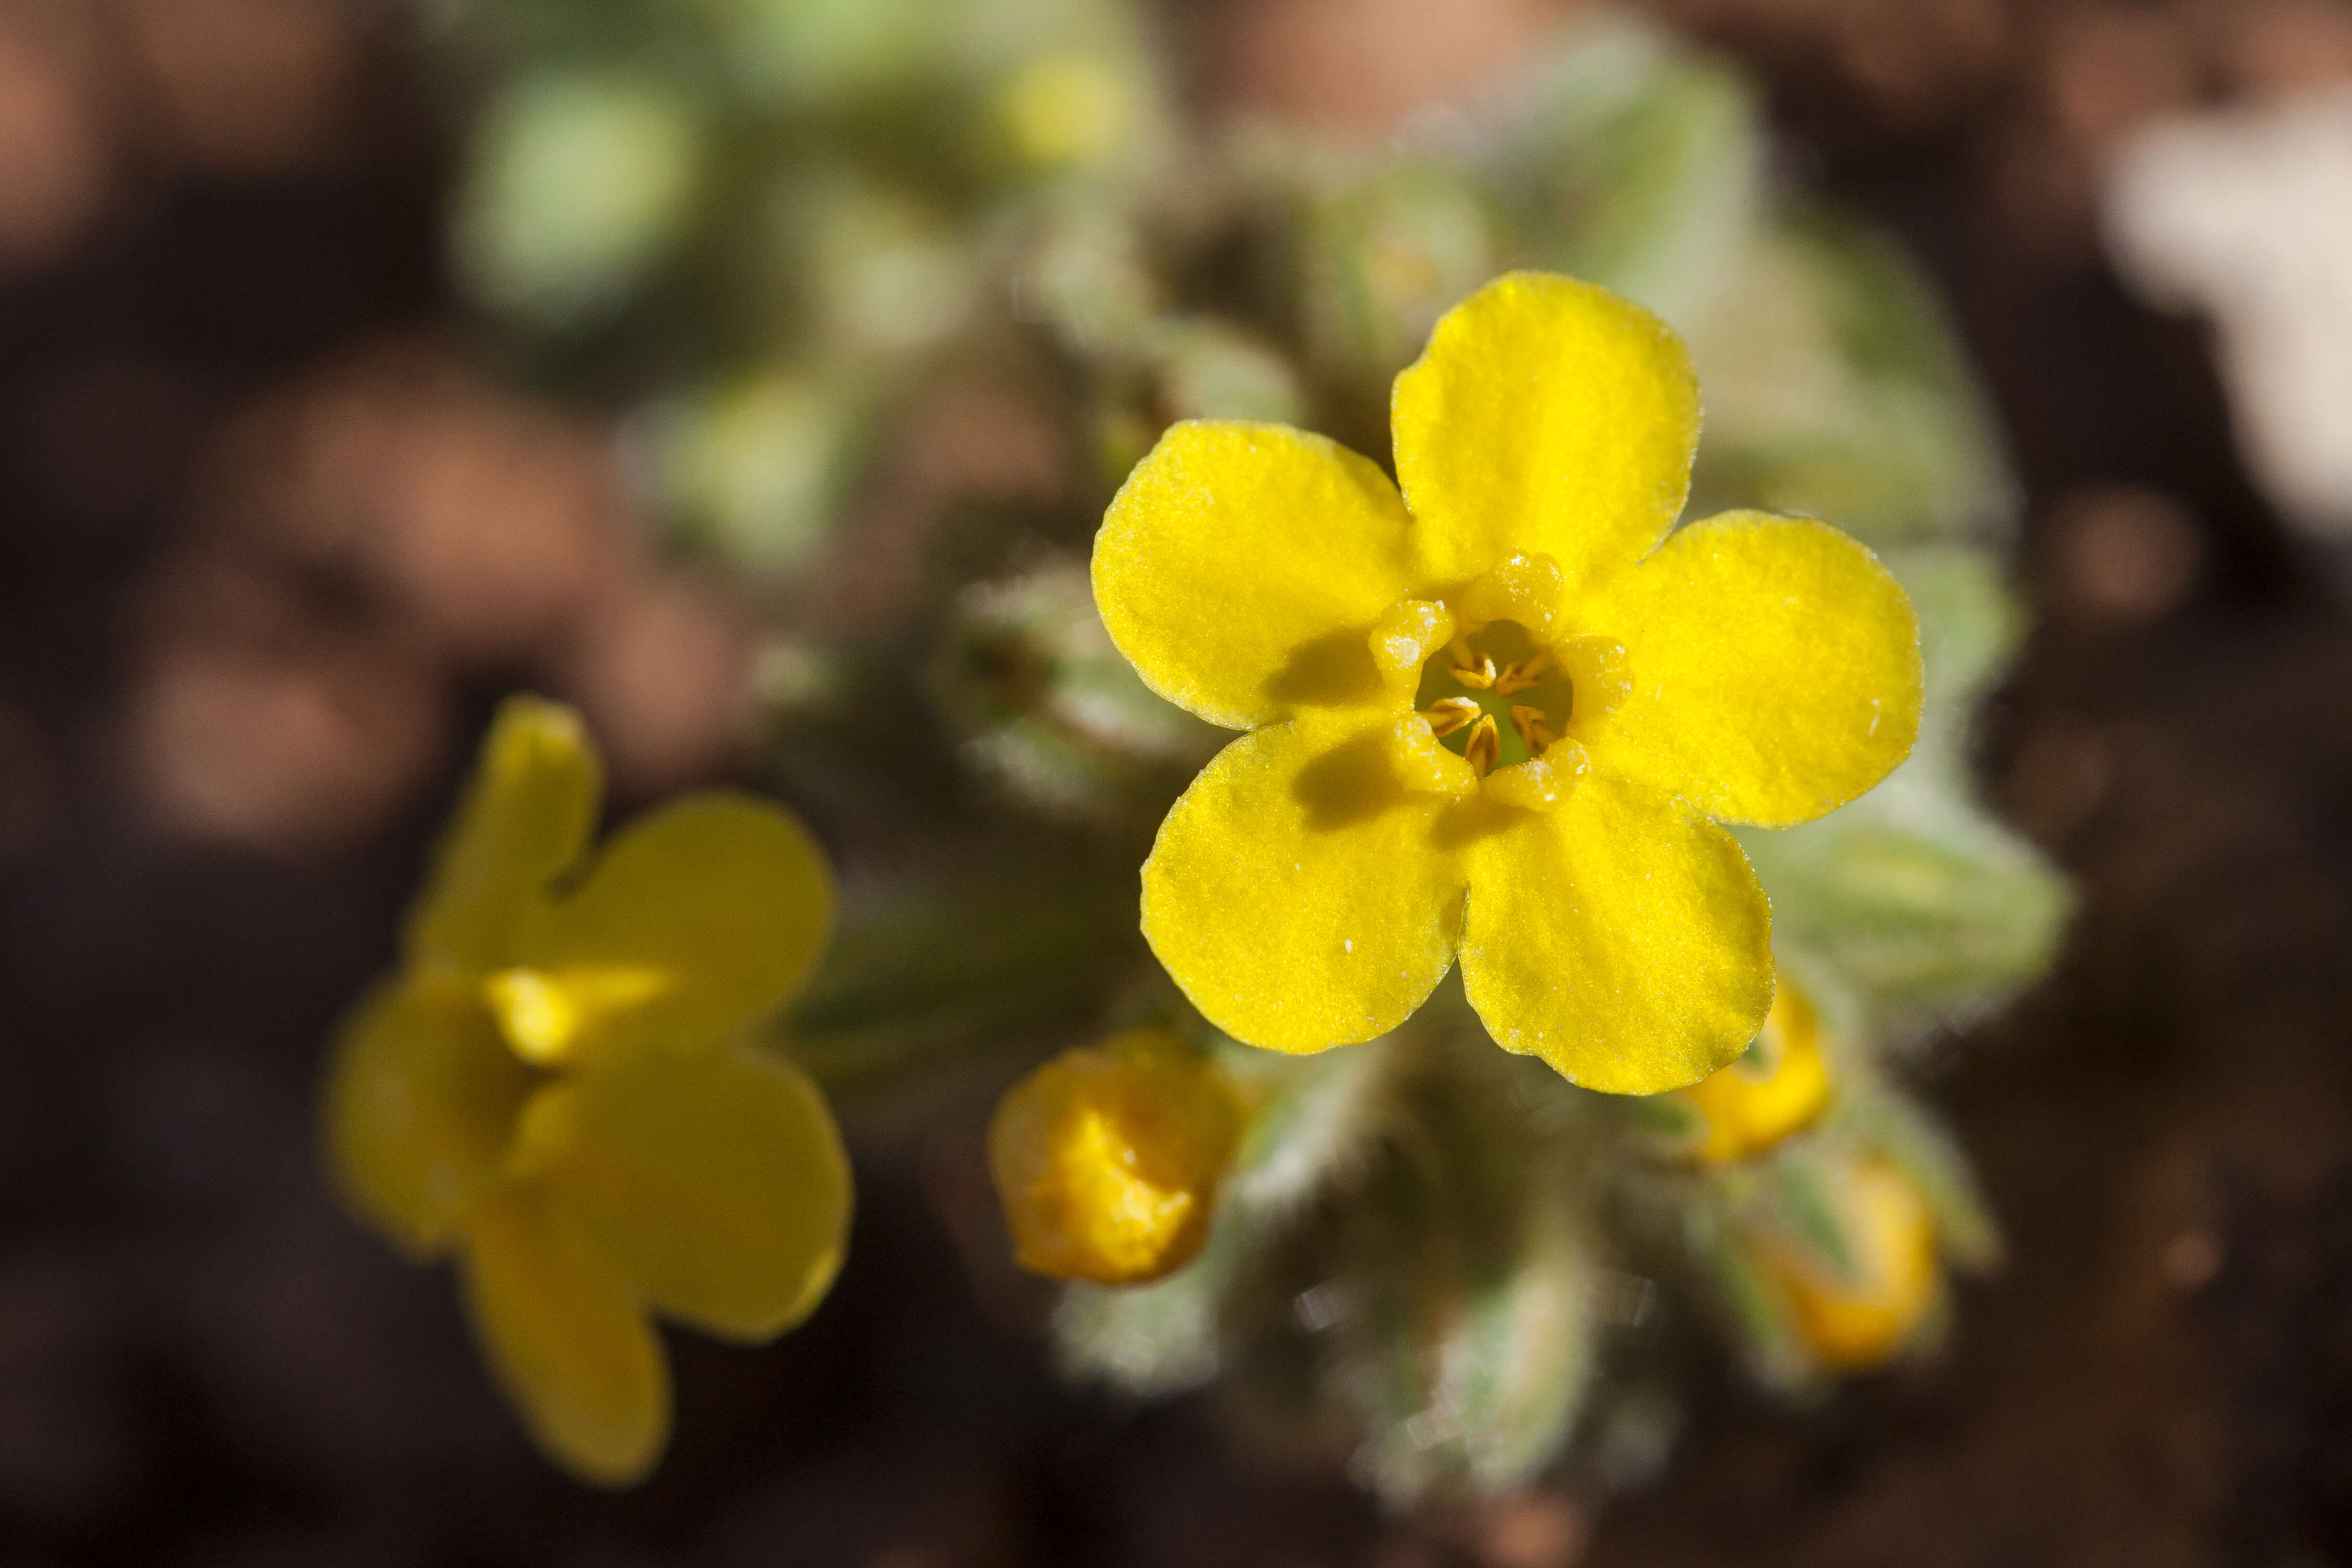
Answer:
xmin=1292 ymin=726 xmax=1405 ymax=831
xmin=1431 ymin=792 xmax=1525 ymax=854
xmin=1262 ymin=623 xmax=1384 ymax=711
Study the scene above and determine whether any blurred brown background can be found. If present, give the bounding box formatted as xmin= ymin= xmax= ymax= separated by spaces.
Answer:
xmin=5 ymin=0 xmax=2352 ymax=1563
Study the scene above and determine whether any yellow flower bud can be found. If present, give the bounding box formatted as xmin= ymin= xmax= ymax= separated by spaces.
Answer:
xmin=1675 ymin=981 xmax=1832 ymax=1164
xmin=1762 ymin=1156 xmax=1941 ymax=1371
xmin=988 ymin=1028 xmax=1244 ymax=1286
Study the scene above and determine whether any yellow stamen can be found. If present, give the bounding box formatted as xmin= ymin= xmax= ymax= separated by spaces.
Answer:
xmin=1451 ymin=657 xmax=1497 ymax=690
xmin=479 ymin=964 xmax=671 ymax=1068
xmin=1494 ymin=653 xmax=1550 ymax=696
xmin=1509 ymin=704 xmax=1554 ymax=754
xmin=1446 ymin=634 xmax=1497 ymax=688
xmin=1422 ymin=697 xmax=1481 ymax=737
xmin=1463 ymin=715 xmax=1500 ymax=778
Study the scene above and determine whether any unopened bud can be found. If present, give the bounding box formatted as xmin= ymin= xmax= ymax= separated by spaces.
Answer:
xmin=1673 ymin=980 xmax=1831 ymax=1164
xmin=989 ymin=1028 xmax=1244 ymax=1286
xmin=1751 ymin=1153 xmax=1941 ymax=1371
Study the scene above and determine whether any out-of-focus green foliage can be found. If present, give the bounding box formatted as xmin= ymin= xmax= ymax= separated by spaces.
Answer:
xmin=451 ymin=70 xmax=705 ymax=328
xmin=427 ymin=0 xmax=1170 ymax=576
xmin=421 ymin=0 xmax=2066 ymax=1507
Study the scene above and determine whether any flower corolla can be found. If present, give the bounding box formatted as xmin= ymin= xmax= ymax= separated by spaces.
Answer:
xmin=325 ymin=697 xmax=851 ymax=1484
xmin=1093 ymin=272 xmax=1922 ymax=1090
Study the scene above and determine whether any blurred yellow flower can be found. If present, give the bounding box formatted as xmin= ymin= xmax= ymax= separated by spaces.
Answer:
xmin=1756 ymin=1155 xmax=1942 ymax=1371
xmin=993 ymin=53 xmax=1138 ymax=173
xmin=1676 ymin=981 xmax=1832 ymax=1164
xmin=1093 ymin=272 xmax=1921 ymax=1093
xmin=988 ymin=1027 xmax=1243 ymax=1286
xmin=323 ymin=696 xmax=850 ymax=1486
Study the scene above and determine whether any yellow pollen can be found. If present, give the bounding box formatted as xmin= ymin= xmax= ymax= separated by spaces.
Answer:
xmin=1423 ymin=696 xmax=1481 ymax=737
xmin=1508 ymin=704 xmax=1554 ymax=753
xmin=1463 ymin=714 xmax=1501 ymax=777
xmin=1494 ymin=653 xmax=1550 ymax=696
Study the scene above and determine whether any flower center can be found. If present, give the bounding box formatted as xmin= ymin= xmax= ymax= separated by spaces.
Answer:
xmin=1412 ymin=620 xmax=1574 ymax=776
xmin=483 ymin=968 xmax=580 ymax=1065
xmin=480 ymin=965 xmax=672 ymax=1069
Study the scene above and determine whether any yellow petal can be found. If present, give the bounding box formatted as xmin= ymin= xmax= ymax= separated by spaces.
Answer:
xmin=322 ymin=978 xmax=535 ymax=1255
xmin=408 ymin=696 xmax=603 ymax=973
xmin=460 ymin=1183 xmax=669 ymax=1487
xmin=513 ymin=1043 xmax=851 ymax=1342
xmin=1142 ymin=714 xmax=1464 ymax=1052
xmin=520 ymin=793 xmax=836 ymax=1057
xmin=988 ymin=1028 xmax=1243 ymax=1286
xmin=1094 ymin=420 xmax=1423 ymax=729
xmin=1460 ymin=773 xmax=1772 ymax=1094
xmin=1392 ymin=273 xmax=1699 ymax=586
xmin=1578 ymin=512 xmax=1922 ymax=828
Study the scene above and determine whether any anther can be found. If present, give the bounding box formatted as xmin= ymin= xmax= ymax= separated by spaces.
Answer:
xmin=1446 ymin=634 xmax=1497 ymax=689
xmin=1494 ymin=653 xmax=1550 ymax=696
xmin=1451 ymin=656 xmax=1497 ymax=690
xmin=1422 ymin=697 xmax=1481 ymax=737
xmin=1463 ymin=715 xmax=1501 ymax=778
xmin=1509 ymin=704 xmax=1554 ymax=754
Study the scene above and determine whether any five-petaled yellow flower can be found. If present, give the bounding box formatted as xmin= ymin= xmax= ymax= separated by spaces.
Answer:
xmin=323 ymin=697 xmax=851 ymax=1486
xmin=1094 ymin=273 xmax=1922 ymax=1092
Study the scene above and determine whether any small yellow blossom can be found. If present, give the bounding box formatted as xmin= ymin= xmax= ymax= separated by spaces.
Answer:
xmin=1757 ymin=1155 xmax=1941 ymax=1371
xmin=323 ymin=697 xmax=851 ymax=1486
xmin=993 ymin=53 xmax=1139 ymax=173
xmin=988 ymin=1027 xmax=1244 ymax=1286
xmin=1675 ymin=981 xmax=1832 ymax=1164
xmin=1092 ymin=272 xmax=1921 ymax=1091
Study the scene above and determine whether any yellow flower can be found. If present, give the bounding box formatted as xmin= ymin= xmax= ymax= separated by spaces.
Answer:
xmin=988 ymin=1027 xmax=1244 ymax=1286
xmin=1756 ymin=1155 xmax=1941 ymax=1371
xmin=322 ymin=697 xmax=851 ymax=1486
xmin=992 ymin=53 xmax=1140 ymax=173
xmin=1675 ymin=980 xmax=1832 ymax=1164
xmin=1092 ymin=272 xmax=1921 ymax=1092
